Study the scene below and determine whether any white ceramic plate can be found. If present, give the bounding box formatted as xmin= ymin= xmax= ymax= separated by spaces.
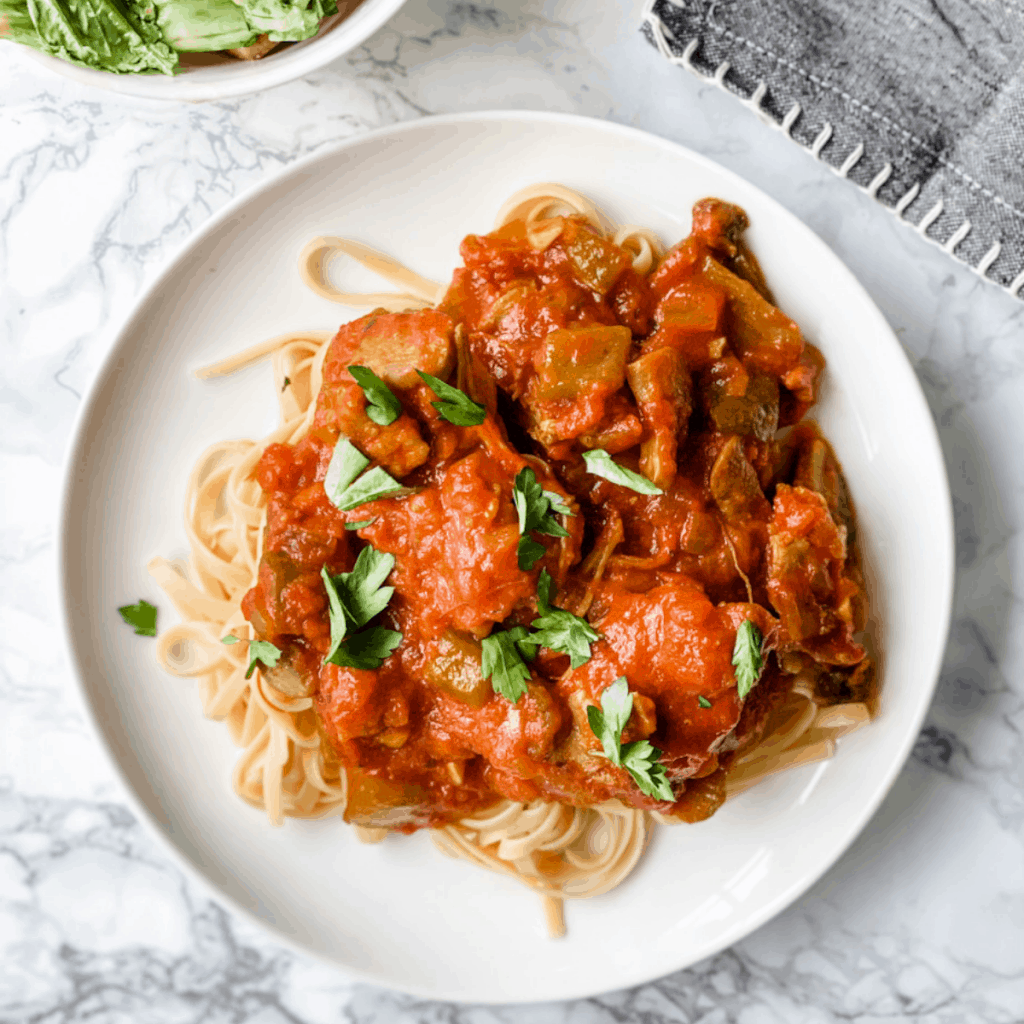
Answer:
xmin=59 ymin=112 xmax=953 ymax=1003
xmin=21 ymin=0 xmax=405 ymax=102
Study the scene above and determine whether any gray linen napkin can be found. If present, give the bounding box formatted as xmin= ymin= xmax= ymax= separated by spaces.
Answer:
xmin=643 ymin=0 xmax=1024 ymax=299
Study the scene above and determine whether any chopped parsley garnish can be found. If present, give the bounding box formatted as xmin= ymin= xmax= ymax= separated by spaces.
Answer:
xmin=697 ymin=695 xmax=712 ymax=709
xmin=531 ymin=569 xmax=600 ymax=669
xmin=332 ymin=546 xmax=396 ymax=625
xmin=513 ymin=468 xmax=572 ymax=537
xmin=320 ymin=545 xmax=402 ymax=670
xmin=417 ymin=370 xmax=486 ymax=426
xmin=246 ymin=640 xmax=283 ymax=678
xmin=326 ymin=626 xmax=402 ymax=670
xmin=324 ymin=439 xmax=370 ymax=505
xmin=118 ymin=599 xmax=157 ymax=637
xmin=582 ymin=449 xmax=663 ymax=495
xmin=281 ymin=377 xmax=291 ymax=391
xmin=517 ymin=535 xmax=547 ymax=572
xmin=334 ymin=466 xmax=406 ymax=510
xmin=536 ymin=567 xmax=556 ymax=611
xmin=221 ymin=635 xmax=283 ymax=679
xmin=513 ymin=467 xmax=572 ymax=570
xmin=345 ymin=518 xmax=377 ymax=531
xmin=480 ymin=626 xmax=537 ymax=704
xmin=586 ymin=677 xmax=674 ymax=802
xmin=348 ymin=365 xmax=402 ymax=426
xmin=732 ymin=619 xmax=764 ymax=700
xmin=323 ymin=437 xmax=406 ymax=512
xmin=620 ymin=740 xmax=675 ymax=802
xmin=586 ymin=676 xmax=632 ymax=762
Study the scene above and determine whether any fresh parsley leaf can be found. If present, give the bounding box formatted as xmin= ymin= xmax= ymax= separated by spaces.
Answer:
xmin=345 ymin=518 xmax=377 ymax=531
xmin=220 ymin=635 xmax=286 ymax=679
xmin=336 ymin=546 xmax=396 ymax=627
xmin=697 ymin=695 xmax=712 ymax=709
xmin=621 ymin=740 xmax=675 ymax=801
xmin=531 ymin=572 xmax=600 ymax=669
xmin=481 ymin=627 xmax=535 ymax=703
xmin=282 ymin=377 xmax=291 ymax=391
xmin=531 ymin=609 xmax=600 ymax=668
xmin=118 ymin=599 xmax=158 ymax=637
xmin=325 ymin=626 xmax=402 ymax=670
xmin=320 ymin=547 xmax=401 ymax=669
xmin=324 ymin=438 xmax=408 ymax=511
xmin=417 ymin=370 xmax=486 ymax=426
xmin=517 ymin=534 xmax=547 ymax=571
xmin=321 ymin=565 xmax=349 ymax=664
xmin=335 ymin=466 xmax=406 ymax=511
xmin=537 ymin=568 xmax=556 ymax=615
xmin=245 ymin=640 xmax=283 ymax=680
xmin=324 ymin=438 xmax=370 ymax=508
xmin=587 ymin=677 xmax=675 ymax=802
xmin=348 ymin=365 xmax=402 ymax=426
xmin=582 ymin=449 xmax=663 ymax=495
xmin=513 ymin=467 xmax=571 ymax=538
xmin=544 ymin=490 xmax=573 ymax=517
xmin=586 ymin=676 xmax=633 ymax=763
xmin=732 ymin=619 xmax=764 ymax=699
xmin=513 ymin=467 xmax=541 ymax=533
xmin=513 ymin=468 xmax=572 ymax=570
xmin=513 ymin=629 xmax=539 ymax=662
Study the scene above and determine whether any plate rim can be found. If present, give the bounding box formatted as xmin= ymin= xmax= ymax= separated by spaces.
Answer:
xmin=57 ymin=109 xmax=955 ymax=1003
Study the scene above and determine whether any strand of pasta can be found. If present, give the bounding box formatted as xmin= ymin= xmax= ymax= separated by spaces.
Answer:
xmin=299 ymin=237 xmax=446 ymax=311
xmin=153 ymin=330 xmax=345 ymax=827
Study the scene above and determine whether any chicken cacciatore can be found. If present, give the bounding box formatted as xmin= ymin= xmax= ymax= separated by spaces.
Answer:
xmin=241 ymin=198 xmax=874 ymax=831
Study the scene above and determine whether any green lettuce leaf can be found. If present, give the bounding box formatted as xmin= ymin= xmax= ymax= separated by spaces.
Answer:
xmin=237 ymin=0 xmax=335 ymax=43
xmin=2 ymin=0 xmax=336 ymax=70
xmin=1 ymin=0 xmax=179 ymax=73
xmin=0 ymin=0 xmax=45 ymax=45
xmin=153 ymin=0 xmax=258 ymax=52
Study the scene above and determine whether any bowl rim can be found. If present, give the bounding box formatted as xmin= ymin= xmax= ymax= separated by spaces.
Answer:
xmin=56 ymin=109 xmax=956 ymax=1002
xmin=18 ymin=0 xmax=407 ymax=102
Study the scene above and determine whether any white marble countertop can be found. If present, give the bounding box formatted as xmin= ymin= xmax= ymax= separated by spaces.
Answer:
xmin=3 ymin=1 xmax=1023 ymax=1019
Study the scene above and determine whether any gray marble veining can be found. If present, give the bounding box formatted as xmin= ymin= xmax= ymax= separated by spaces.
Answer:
xmin=2 ymin=1 xmax=1023 ymax=1020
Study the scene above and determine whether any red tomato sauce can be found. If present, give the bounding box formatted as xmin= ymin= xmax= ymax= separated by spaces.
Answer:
xmin=242 ymin=200 xmax=870 ymax=830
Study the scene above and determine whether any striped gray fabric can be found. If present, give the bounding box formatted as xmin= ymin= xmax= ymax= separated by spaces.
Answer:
xmin=643 ymin=0 xmax=1024 ymax=299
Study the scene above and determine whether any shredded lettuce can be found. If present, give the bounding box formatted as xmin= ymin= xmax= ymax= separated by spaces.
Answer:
xmin=0 ymin=0 xmax=337 ymax=73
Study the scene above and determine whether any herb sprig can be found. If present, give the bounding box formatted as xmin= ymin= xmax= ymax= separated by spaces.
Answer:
xmin=323 ymin=437 xmax=407 ymax=512
xmin=118 ymin=599 xmax=158 ymax=637
xmin=582 ymin=449 xmax=663 ymax=495
xmin=221 ymin=635 xmax=283 ymax=679
xmin=320 ymin=545 xmax=402 ymax=670
xmin=417 ymin=371 xmax=486 ymax=426
xmin=586 ymin=677 xmax=674 ymax=802
xmin=530 ymin=569 xmax=600 ymax=669
xmin=513 ymin=467 xmax=571 ymax=570
xmin=480 ymin=627 xmax=538 ymax=704
xmin=348 ymin=365 xmax=402 ymax=426
xmin=345 ymin=518 xmax=377 ymax=531
xmin=732 ymin=619 xmax=764 ymax=699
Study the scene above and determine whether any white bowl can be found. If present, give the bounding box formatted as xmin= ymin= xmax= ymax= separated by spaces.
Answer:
xmin=21 ymin=0 xmax=406 ymax=102
xmin=59 ymin=112 xmax=953 ymax=1002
